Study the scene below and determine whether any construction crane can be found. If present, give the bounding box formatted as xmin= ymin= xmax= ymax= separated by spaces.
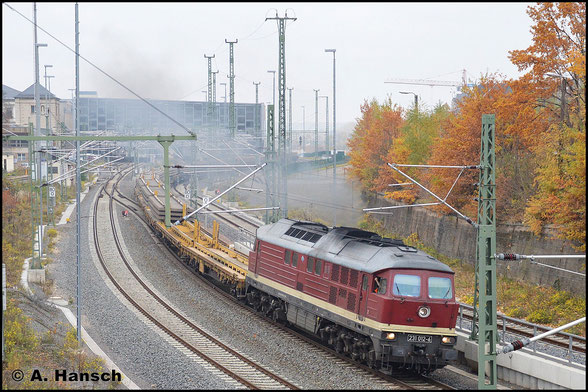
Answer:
xmin=385 ymin=69 xmax=474 ymax=90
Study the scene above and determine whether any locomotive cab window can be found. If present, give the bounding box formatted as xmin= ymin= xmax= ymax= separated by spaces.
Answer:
xmin=284 ymin=249 xmax=291 ymax=265
xmin=292 ymin=252 xmax=298 ymax=267
xmin=393 ymin=274 xmax=421 ymax=297
xmin=307 ymin=257 xmax=315 ymax=273
xmin=428 ymin=277 xmax=452 ymax=299
xmin=373 ymin=277 xmax=387 ymax=295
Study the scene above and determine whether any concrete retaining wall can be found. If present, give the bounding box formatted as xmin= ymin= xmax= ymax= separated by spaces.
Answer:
xmin=364 ymin=193 xmax=585 ymax=297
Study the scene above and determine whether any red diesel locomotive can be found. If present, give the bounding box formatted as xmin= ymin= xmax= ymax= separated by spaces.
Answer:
xmin=245 ymin=219 xmax=459 ymax=373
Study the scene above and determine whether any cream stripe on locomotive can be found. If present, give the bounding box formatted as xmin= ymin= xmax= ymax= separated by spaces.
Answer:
xmin=248 ymin=273 xmax=457 ymax=336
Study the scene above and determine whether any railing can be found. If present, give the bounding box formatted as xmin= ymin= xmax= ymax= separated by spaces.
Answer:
xmin=456 ymin=303 xmax=586 ymax=368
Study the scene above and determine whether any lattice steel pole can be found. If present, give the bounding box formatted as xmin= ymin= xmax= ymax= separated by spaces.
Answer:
xmin=212 ymin=69 xmax=219 ymax=132
xmin=288 ymin=87 xmax=293 ymax=154
xmin=253 ymin=82 xmax=260 ymax=135
xmin=471 ymin=114 xmax=498 ymax=389
xmin=265 ymin=105 xmax=275 ymax=223
xmin=320 ymin=95 xmax=329 ymax=152
xmin=266 ymin=11 xmax=296 ymax=219
xmin=204 ymin=54 xmax=214 ymax=129
xmin=314 ymin=89 xmax=319 ymax=160
xmin=226 ymin=39 xmax=237 ymax=138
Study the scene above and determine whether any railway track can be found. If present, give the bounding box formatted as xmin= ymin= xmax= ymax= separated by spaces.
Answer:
xmin=93 ymin=169 xmax=298 ymax=390
xmin=113 ymin=171 xmax=455 ymax=390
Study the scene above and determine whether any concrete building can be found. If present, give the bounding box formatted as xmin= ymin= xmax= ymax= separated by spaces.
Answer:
xmin=2 ymin=84 xmax=20 ymax=126
xmin=13 ymin=83 xmax=63 ymax=136
xmin=2 ymin=125 xmax=30 ymax=167
xmin=2 ymin=154 xmax=15 ymax=172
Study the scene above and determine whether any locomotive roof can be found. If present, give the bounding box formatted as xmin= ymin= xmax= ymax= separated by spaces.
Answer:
xmin=256 ymin=219 xmax=453 ymax=274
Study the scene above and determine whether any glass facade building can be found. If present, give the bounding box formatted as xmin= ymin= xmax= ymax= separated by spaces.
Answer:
xmin=75 ymin=97 xmax=264 ymax=137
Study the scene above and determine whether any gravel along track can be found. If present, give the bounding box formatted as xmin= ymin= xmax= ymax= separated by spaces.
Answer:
xmin=47 ymin=172 xmax=234 ymax=389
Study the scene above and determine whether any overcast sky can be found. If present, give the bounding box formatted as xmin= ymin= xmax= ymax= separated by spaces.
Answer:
xmin=2 ymin=2 xmax=535 ymax=130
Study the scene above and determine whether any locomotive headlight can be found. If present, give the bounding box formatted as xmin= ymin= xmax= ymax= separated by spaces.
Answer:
xmin=417 ymin=305 xmax=431 ymax=318
xmin=441 ymin=336 xmax=455 ymax=345
xmin=386 ymin=332 xmax=396 ymax=340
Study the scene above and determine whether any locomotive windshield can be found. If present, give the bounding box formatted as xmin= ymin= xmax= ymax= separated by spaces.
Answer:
xmin=392 ymin=274 xmax=421 ymax=297
xmin=428 ymin=277 xmax=453 ymax=299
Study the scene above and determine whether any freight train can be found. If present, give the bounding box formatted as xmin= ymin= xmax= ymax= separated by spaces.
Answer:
xmin=135 ymin=177 xmax=459 ymax=373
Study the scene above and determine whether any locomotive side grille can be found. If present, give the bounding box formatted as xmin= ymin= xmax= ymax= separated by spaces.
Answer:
xmin=296 ymin=282 xmax=304 ymax=291
xmin=328 ymin=286 xmax=337 ymax=304
xmin=349 ymin=270 xmax=358 ymax=287
xmin=331 ymin=264 xmax=340 ymax=282
xmin=338 ymin=288 xmax=347 ymax=298
xmin=347 ymin=293 xmax=356 ymax=312
xmin=340 ymin=267 xmax=349 ymax=285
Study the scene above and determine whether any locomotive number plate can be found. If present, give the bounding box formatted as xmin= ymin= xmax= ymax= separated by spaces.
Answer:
xmin=407 ymin=334 xmax=432 ymax=344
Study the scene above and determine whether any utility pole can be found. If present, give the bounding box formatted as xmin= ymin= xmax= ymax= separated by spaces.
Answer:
xmin=320 ymin=95 xmax=329 ymax=152
xmin=44 ymin=67 xmax=55 ymax=227
xmin=32 ymin=3 xmax=48 ymax=269
xmin=470 ymin=114 xmax=498 ymax=389
xmin=204 ymin=54 xmax=214 ymax=129
xmin=314 ymin=89 xmax=319 ymax=160
xmin=325 ymin=48 xmax=336 ymax=226
xmin=74 ymin=1 xmax=82 ymax=344
xmin=253 ymin=82 xmax=260 ymax=136
xmin=301 ymin=105 xmax=305 ymax=151
xmin=287 ymin=87 xmax=293 ymax=154
xmin=212 ymin=69 xmax=219 ymax=130
xmin=226 ymin=39 xmax=237 ymax=138
xmin=266 ymin=10 xmax=296 ymax=219
xmin=265 ymin=105 xmax=275 ymax=223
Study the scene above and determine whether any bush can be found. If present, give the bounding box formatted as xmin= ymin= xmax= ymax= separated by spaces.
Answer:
xmin=527 ymin=309 xmax=554 ymax=324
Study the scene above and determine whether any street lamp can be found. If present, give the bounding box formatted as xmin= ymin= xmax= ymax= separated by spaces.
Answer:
xmin=400 ymin=91 xmax=419 ymax=113
xmin=325 ymin=48 xmax=336 ymax=225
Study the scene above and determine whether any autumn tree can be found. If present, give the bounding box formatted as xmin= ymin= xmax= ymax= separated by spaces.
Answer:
xmin=378 ymin=104 xmax=450 ymax=204
xmin=347 ymin=98 xmax=404 ymax=192
xmin=509 ymin=2 xmax=586 ymax=249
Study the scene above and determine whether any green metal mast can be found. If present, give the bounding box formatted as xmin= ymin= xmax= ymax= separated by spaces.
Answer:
xmin=314 ymin=89 xmax=319 ymax=161
xmin=212 ymin=69 xmax=219 ymax=133
xmin=470 ymin=114 xmax=498 ymax=389
xmin=288 ymin=87 xmax=293 ymax=154
xmin=226 ymin=39 xmax=237 ymax=137
xmin=28 ymin=123 xmax=42 ymax=269
xmin=265 ymin=105 xmax=275 ymax=223
xmin=253 ymin=82 xmax=260 ymax=135
xmin=204 ymin=54 xmax=214 ymax=129
xmin=266 ymin=11 xmax=296 ymax=219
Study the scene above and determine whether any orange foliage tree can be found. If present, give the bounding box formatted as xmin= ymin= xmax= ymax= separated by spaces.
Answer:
xmin=347 ymin=98 xmax=404 ymax=192
xmin=509 ymin=2 xmax=586 ymax=249
xmin=378 ymin=104 xmax=450 ymax=204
